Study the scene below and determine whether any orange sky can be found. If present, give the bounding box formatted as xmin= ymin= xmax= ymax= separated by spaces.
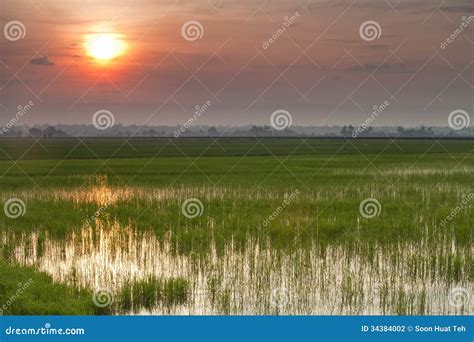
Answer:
xmin=0 ymin=0 xmax=472 ymax=126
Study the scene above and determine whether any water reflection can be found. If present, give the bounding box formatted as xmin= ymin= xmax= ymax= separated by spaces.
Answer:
xmin=7 ymin=221 xmax=471 ymax=315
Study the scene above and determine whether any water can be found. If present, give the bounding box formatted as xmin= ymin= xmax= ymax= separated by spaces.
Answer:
xmin=7 ymin=221 xmax=471 ymax=315
xmin=3 ymin=181 xmax=471 ymax=315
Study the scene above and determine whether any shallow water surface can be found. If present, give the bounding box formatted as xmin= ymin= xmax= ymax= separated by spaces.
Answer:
xmin=7 ymin=221 xmax=471 ymax=315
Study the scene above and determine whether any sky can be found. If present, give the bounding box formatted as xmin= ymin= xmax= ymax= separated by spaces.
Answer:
xmin=0 ymin=0 xmax=472 ymax=127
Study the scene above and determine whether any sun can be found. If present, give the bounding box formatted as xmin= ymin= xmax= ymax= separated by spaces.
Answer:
xmin=85 ymin=33 xmax=127 ymax=61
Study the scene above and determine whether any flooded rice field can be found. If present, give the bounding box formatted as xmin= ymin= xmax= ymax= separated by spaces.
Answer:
xmin=4 ymin=217 xmax=471 ymax=315
xmin=1 ymin=148 xmax=472 ymax=316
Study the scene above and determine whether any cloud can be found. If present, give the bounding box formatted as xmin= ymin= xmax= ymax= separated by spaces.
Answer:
xmin=345 ymin=63 xmax=407 ymax=73
xmin=252 ymin=64 xmax=317 ymax=70
xmin=363 ymin=44 xmax=391 ymax=49
xmin=30 ymin=57 xmax=55 ymax=66
xmin=440 ymin=5 xmax=474 ymax=13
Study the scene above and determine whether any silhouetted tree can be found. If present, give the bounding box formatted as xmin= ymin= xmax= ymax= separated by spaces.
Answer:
xmin=28 ymin=127 xmax=43 ymax=137
xmin=207 ymin=127 xmax=219 ymax=137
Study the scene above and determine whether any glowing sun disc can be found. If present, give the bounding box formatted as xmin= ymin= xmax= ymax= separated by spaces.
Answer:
xmin=85 ymin=34 xmax=127 ymax=61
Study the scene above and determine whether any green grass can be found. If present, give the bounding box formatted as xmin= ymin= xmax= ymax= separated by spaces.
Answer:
xmin=0 ymin=260 xmax=95 ymax=315
xmin=0 ymin=137 xmax=472 ymax=160
xmin=0 ymin=138 xmax=472 ymax=314
xmin=120 ymin=277 xmax=189 ymax=313
xmin=1 ymin=139 xmax=472 ymax=250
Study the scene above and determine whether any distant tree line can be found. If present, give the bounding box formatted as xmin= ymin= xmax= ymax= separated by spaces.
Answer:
xmin=340 ymin=125 xmax=439 ymax=138
xmin=0 ymin=124 xmax=472 ymax=138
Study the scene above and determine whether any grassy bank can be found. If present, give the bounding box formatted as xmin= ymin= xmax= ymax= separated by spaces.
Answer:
xmin=0 ymin=261 xmax=95 ymax=315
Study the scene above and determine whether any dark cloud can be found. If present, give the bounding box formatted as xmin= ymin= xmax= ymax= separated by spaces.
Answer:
xmin=346 ymin=63 xmax=407 ymax=73
xmin=252 ymin=64 xmax=317 ymax=70
xmin=309 ymin=0 xmax=438 ymax=11
xmin=363 ymin=44 xmax=391 ymax=49
xmin=440 ymin=5 xmax=474 ymax=13
xmin=30 ymin=57 xmax=55 ymax=66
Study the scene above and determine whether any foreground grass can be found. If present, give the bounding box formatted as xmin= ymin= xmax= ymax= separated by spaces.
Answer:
xmin=120 ymin=277 xmax=189 ymax=313
xmin=0 ymin=260 xmax=95 ymax=315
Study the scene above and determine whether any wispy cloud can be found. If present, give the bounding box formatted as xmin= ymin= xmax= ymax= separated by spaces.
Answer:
xmin=30 ymin=57 xmax=55 ymax=66
xmin=345 ymin=63 xmax=408 ymax=73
